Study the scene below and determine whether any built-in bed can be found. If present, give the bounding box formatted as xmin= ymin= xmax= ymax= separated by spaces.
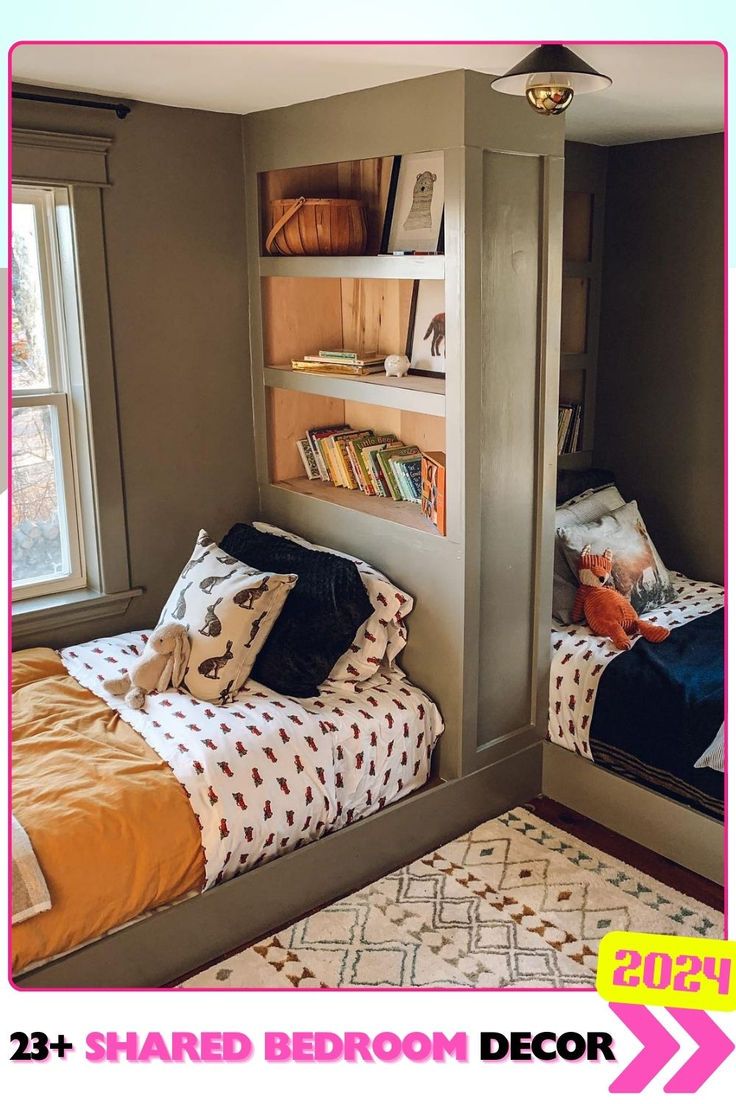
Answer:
xmin=543 ymin=470 xmax=725 ymax=884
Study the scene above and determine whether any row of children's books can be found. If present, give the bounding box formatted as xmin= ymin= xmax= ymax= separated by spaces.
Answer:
xmin=297 ymin=424 xmax=423 ymax=503
xmin=558 ymin=402 xmax=583 ymax=455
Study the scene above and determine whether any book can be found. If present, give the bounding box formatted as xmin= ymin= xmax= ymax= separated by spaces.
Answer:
xmin=421 ymin=451 xmax=446 ymax=535
xmin=364 ymin=442 xmax=400 ymax=496
xmin=392 ymin=453 xmax=423 ymax=502
xmin=290 ymin=360 xmax=385 ymax=376
xmin=353 ymin=436 xmax=398 ymax=495
xmin=379 ymin=445 xmax=421 ymax=500
xmin=307 ymin=424 xmax=349 ymax=481
xmin=303 ymin=354 xmax=385 ymax=367
xmin=296 ymin=438 xmax=320 ymax=480
xmin=318 ymin=349 xmax=380 ymax=362
xmin=557 ymin=403 xmax=583 ymax=454
xmin=400 ymin=456 xmax=423 ymax=502
xmin=329 ymin=429 xmax=372 ymax=487
xmin=337 ymin=431 xmax=373 ymax=490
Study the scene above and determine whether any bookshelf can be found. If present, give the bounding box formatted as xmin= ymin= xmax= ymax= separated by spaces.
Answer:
xmin=558 ymin=142 xmax=608 ymax=467
xmin=243 ymin=70 xmax=564 ymax=783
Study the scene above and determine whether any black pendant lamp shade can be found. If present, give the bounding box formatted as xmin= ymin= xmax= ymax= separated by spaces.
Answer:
xmin=491 ymin=44 xmax=612 ymax=96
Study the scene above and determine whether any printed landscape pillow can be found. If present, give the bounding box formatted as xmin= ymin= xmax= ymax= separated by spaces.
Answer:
xmin=557 ymin=500 xmax=676 ymax=615
xmin=158 ymin=530 xmax=297 ymax=703
xmin=553 ymin=484 xmax=625 ymax=623
xmin=220 ymin=523 xmax=374 ymax=698
xmin=252 ymin=520 xmax=414 ymax=683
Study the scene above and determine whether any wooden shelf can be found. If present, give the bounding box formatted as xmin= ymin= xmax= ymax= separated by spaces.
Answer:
xmin=272 ymin=477 xmax=443 ymax=536
xmin=259 ymin=255 xmax=446 ymax=280
xmin=264 ymin=365 xmax=446 ymax=416
xmin=557 ymin=450 xmax=593 ymax=470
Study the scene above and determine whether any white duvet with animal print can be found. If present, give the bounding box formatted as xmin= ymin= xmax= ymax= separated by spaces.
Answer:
xmin=61 ymin=631 xmax=443 ymax=890
xmin=548 ymin=574 xmax=723 ymax=759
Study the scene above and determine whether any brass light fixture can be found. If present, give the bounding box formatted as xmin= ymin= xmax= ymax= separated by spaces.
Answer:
xmin=491 ymin=44 xmax=612 ymax=116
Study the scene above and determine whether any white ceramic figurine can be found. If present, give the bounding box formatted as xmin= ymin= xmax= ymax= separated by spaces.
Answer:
xmin=384 ymin=354 xmax=410 ymax=378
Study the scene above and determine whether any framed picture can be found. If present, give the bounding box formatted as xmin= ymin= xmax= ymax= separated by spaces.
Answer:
xmin=381 ymin=150 xmax=445 ymax=254
xmin=405 ymin=280 xmax=446 ymax=377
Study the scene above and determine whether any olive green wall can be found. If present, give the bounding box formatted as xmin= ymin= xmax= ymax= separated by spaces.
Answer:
xmin=594 ymin=133 xmax=724 ymax=583
xmin=13 ymin=90 xmax=258 ymax=640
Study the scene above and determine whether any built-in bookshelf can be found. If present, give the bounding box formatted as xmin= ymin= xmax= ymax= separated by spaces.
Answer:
xmin=243 ymin=71 xmax=565 ymax=783
xmin=254 ymin=156 xmax=448 ymax=536
xmin=558 ymin=142 xmax=607 ymax=471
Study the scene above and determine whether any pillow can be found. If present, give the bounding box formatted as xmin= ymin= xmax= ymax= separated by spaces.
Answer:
xmin=553 ymin=484 xmax=625 ymax=623
xmin=158 ymin=530 xmax=297 ymax=703
xmin=557 ymin=500 xmax=676 ymax=615
xmin=694 ymin=724 xmax=724 ymax=772
xmin=219 ymin=523 xmax=374 ymax=697
xmin=252 ymin=521 xmax=414 ymax=682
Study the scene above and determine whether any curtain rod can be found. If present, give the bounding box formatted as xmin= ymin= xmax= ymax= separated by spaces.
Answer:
xmin=13 ymin=91 xmax=130 ymax=119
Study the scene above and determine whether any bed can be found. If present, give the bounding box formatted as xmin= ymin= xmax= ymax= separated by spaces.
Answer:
xmin=12 ymin=637 xmax=441 ymax=977
xmin=544 ymin=471 xmax=725 ymax=882
xmin=12 ymin=523 xmax=444 ymax=981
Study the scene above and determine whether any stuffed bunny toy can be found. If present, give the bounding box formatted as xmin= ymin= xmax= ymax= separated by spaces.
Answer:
xmin=103 ymin=622 xmax=190 ymax=709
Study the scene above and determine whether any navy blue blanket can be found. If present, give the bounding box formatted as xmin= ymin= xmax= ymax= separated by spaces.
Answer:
xmin=590 ymin=609 xmax=724 ymax=820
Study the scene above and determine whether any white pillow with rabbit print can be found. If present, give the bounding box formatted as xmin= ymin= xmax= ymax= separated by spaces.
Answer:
xmin=158 ymin=530 xmax=297 ymax=703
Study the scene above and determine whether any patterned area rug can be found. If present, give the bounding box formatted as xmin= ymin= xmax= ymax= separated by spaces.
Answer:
xmin=182 ymin=807 xmax=722 ymax=989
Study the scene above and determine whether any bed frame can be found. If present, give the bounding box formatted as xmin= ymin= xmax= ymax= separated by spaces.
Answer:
xmin=16 ymin=741 xmax=539 ymax=988
xmin=542 ymin=742 xmax=724 ymax=885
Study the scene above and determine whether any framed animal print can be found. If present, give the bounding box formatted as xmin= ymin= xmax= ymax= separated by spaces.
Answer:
xmin=405 ymin=280 xmax=446 ymax=377
xmin=382 ymin=150 xmax=445 ymax=254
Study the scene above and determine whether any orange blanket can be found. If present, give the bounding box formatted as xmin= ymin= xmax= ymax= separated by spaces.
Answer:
xmin=12 ymin=648 xmax=205 ymax=976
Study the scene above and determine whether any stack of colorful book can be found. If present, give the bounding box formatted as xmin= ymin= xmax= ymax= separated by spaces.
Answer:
xmin=296 ymin=424 xmax=423 ymax=503
xmin=291 ymin=349 xmax=386 ymax=376
xmin=421 ymin=451 xmax=446 ymax=536
xmin=558 ymin=403 xmax=583 ymax=455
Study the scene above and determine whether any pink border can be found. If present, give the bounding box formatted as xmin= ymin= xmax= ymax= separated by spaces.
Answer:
xmin=6 ymin=39 xmax=729 ymax=993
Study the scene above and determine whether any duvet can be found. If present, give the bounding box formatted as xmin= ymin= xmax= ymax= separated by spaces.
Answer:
xmin=13 ymin=633 xmax=443 ymax=976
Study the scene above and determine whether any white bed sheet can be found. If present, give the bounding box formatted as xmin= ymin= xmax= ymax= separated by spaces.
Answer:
xmin=62 ymin=631 xmax=444 ymax=889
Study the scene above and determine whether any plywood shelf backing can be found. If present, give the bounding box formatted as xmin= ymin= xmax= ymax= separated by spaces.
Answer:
xmin=259 ymin=156 xmax=395 ymax=257
xmin=266 ymin=385 xmax=445 ymax=484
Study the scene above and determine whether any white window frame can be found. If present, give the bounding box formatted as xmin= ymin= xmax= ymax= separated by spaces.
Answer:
xmin=11 ymin=184 xmax=87 ymax=601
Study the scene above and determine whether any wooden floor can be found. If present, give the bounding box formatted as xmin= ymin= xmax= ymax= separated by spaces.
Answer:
xmin=528 ymin=796 xmax=724 ymax=912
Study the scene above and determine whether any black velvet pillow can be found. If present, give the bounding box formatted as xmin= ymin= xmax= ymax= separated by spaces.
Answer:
xmin=220 ymin=523 xmax=373 ymax=698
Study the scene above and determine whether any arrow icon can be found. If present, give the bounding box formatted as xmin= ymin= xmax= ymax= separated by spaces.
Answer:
xmin=663 ymin=1008 xmax=735 ymax=1093
xmin=609 ymin=1004 xmax=680 ymax=1092
xmin=609 ymin=1003 xmax=734 ymax=1093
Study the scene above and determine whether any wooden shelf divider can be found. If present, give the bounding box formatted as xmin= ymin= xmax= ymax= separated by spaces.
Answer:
xmin=259 ymin=255 xmax=446 ymax=280
xmin=272 ymin=477 xmax=441 ymax=536
xmin=264 ymin=365 xmax=446 ymax=416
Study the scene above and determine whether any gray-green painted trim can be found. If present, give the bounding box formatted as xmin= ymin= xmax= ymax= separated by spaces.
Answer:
xmin=263 ymin=366 xmax=446 ymax=417
xmin=542 ymin=742 xmax=724 ymax=885
xmin=16 ymin=741 xmax=541 ymax=989
xmin=259 ymin=255 xmax=445 ymax=280
xmin=13 ymin=587 xmax=143 ymax=647
xmin=12 ymin=128 xmax=113 ymax=186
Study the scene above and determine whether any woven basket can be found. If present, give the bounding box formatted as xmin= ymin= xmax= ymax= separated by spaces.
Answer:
xmin=266 ymin=196 xmax=368 ymax=256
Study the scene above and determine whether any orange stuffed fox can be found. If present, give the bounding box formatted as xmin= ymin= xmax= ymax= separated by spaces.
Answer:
xmin=572 ymin=545 xmax=670 ymax=650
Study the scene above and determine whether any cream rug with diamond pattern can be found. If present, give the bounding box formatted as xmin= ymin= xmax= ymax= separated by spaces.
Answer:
xmin=182 ymin=807 xmax=722 ymax=989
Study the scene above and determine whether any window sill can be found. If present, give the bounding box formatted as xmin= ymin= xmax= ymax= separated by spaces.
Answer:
xmin=12 ymin=586 xmax=144 ymax=647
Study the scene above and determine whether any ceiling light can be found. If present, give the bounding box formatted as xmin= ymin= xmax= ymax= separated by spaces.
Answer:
xmin=491 ymin=44 xmax=612 ymax=116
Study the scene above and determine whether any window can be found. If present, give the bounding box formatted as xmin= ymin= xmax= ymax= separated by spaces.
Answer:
xmin=12 ymin=185 xmax=86 ymax=599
